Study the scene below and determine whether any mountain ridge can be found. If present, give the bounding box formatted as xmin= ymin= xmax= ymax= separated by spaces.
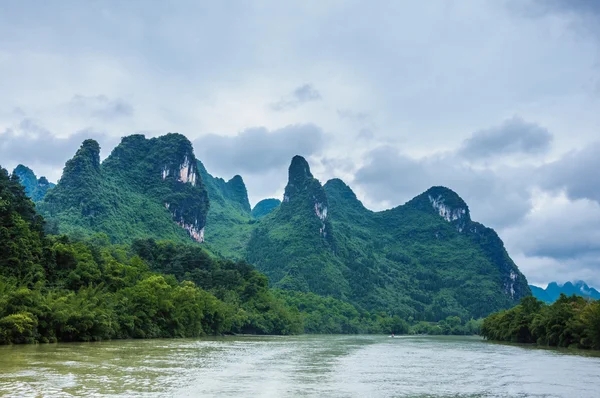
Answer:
xmin=38 ymin=133 xmax=210 ymax=244
xmin=531 ymin=281 xmax=600 ymax=303
xmin=14 ymin=135 xmax=531 ymax=321
xmin=12 ymin=164 xmax=55 ymax=203
xmin=247 ymin=155 xmax=530 ymax=320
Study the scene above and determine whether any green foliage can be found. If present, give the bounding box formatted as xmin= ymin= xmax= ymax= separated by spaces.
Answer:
xmin=481 ymin=295 xmax=600 ymax=350
xmin=196 ymin=160 xmax=254 ymax=259
xmin=412 ymin=317 xmax=483 ymax=335
xmin=14 ymin=138 xmax=531 ymax=326
xmin=247 ymin=157 xmax=347 ymax=298
xmin=276 ymin=290 xmax=480 ymax=335
xmin=251 ymin=198 xmax=281 ymax=219
xmin=0 ymin=312 xmax=38 ymax=344
xmin=0 ymin=168 xmax=46 ymax=283
xmin=38 ymin=134 xmax=210 ymax=245
xmin=0 ymin=165 xmax=301 ymax=344
xmin=247 ymin=161 xmax=530 ymax=322
xmin=275 ymin=290 xmax=407 ymax=334
xmin=131 ymin=238 xmax=302 ymax=335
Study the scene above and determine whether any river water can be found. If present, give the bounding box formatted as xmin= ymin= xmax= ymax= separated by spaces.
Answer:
xmin=0 ymin=335 xmax=599 ymax=397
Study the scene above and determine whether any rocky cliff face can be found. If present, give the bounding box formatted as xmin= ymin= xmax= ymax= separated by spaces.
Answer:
xmin=406 ymin=186 xmax=471 ymax=232
xmin=283 ymin=156 xmax=330 ymax=237
xmin=104 ymin=133 xmax=209 ymax=243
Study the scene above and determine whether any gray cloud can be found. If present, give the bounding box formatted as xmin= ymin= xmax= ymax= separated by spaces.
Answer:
xmin=354 ymin=146 xmax=533 ymax=229
xmin=458 ymin=116 xmax=553 ymax=159
xmin=68 ymin=95 xmax=134 ymax=120
xmin=0 ymin=0 xmax=599 ymax=287
xmin=194 ymin=123 xmax=325 ymax=176
xmin=539 ymin=142 xmax=600 ymax=203
xmin=0 ymin=118 xmax=116 ymax=177
xmin=516 ymin=0 xmax=600 ymax=45
xmin=535 ymin=0 xmax=600 ymax=17
xmin=337 ymin=109 xmax=369 ymax=122
xmin=502 ymin=196 xmax=600 ymax=287
xmin=270 ymin=84 xmax=321 ymax=111
xmin=512 ymin=199 xmax=600 ymax=260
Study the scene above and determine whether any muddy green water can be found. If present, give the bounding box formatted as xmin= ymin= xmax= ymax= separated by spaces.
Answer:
xmin=0 ymin=335 xmax=599 ymax=397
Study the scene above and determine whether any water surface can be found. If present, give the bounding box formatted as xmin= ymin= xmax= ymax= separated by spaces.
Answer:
xmin=1 ymin=335 xmax=599 ymax=397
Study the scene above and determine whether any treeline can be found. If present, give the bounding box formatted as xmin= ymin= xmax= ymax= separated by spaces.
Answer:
xmin=0 ymin=167 xmax=301 ymax=344
xmin=481 ymin=295 xmax=600 ymax=350
xmin=276 ymin=290 xmax=482 ymax=335
xmin=1 ymin=165 xmax=482 ymax=344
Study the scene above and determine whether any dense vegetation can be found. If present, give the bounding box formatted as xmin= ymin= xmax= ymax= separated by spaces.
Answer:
xmin=196 ymin=160 xmax=255 ymax=259
xmin=0 ymin=166 xmax=302 ymax=344
xmin=38 ymin=134 xmax=209 ymax=244
xmin=19 ymin=134 xmax=531 ymax=326
xmin=251 ymin=198 xmax=281 ymax=219
xmin=247 ymin=157 xmax=530 ymax=322
xmin=275 ymin=290 xmax=482 ymax=335
xmin=481 ymin=295 xmax=600 ymax=350
xmin=530 ymin=281 xmax=600 ymax=303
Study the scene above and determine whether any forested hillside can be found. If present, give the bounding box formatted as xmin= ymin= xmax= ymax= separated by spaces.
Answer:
xmin=38 ymin=134 xmax=209 ymax=244
xmin=251 ymin=198 xmax=281 ymax=219
xmin=482 ymin=295 xmax=600 ymax=350
xmin=0 ymin=165 xmax=302 ymax=344
xmin=247 ymin=156 xmax=530 ymax=321
xmin=16 ymin=133 xmax=530 ymax=325
xmin=196 ymin=160 xmax=254 ymax=259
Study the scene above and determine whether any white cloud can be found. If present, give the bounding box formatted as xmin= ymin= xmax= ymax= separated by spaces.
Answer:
xmin=0 ymin=0 xmax=599 ymax=286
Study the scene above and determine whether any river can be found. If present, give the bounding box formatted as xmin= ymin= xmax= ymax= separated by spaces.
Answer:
xmin=0 ymin=335 xmax=599 ymax=397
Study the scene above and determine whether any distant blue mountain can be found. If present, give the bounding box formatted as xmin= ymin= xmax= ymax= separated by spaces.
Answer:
xmin=530 ymin=281 xmax=600 ymax=303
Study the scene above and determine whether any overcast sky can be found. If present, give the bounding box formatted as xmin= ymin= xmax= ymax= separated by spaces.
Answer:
xmin=1 ymin=0 xmax=599 ymax=288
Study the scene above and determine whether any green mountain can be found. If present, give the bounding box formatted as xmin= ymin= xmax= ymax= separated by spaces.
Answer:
xmin=15 ymin=135 xmax=530 ymax=322
xmin=38 ymin=134 xmax=209 ymax=244
xmin=247 ymin=156 xmax=530 ymax=321
xmin=0 ymin=165 xmax=301 ymax=344
xmin=252 ymin=198 xmax=281 ymax=219
xmin=530 ymin=285 xmax=551 ymax=303
xmin=12 ymin=165 xmax=55 ymax=203
xmin=197 ymin=160 xmax=254 ymax=259
xmin=531 ymin=281 xmax=600 ymax=303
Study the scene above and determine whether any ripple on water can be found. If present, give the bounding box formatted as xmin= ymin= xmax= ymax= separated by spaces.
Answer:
xmin=0 ymin=336 xmax=599 ymax=397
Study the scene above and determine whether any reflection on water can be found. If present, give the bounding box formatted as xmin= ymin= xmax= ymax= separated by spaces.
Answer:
xmin=1 ymin=335 xmax=599 ymax=397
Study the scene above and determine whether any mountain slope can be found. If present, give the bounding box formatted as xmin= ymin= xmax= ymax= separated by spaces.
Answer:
xmin=247 ymin=156 xmax=349 ymax=297
xmin=197 ymin=160 xmax=254 ymax=259
xmin=252 ymin=198 xmax=281 ymax=219
xmin=38 ymin=134 xmax=209 ymax=244
xmin=12 ymin=165 xmax=55 ymax=203
xmin=530 ymin=285 xmax=551 ymax=303
xmin=531 ymin=281 xmax=600 ymax=303
xmin=247 ymin=156 xmax=530 ymax=320
xmin=16 ymin=134 xmax=531 ymax=321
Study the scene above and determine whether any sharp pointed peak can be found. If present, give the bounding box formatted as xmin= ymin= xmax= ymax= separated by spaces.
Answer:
xmin=288 ymin=155 xmax=313 ymax=181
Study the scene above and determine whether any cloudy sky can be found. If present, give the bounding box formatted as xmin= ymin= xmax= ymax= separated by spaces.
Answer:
xmin=1 ymin=0 xmax=599 ymax=288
